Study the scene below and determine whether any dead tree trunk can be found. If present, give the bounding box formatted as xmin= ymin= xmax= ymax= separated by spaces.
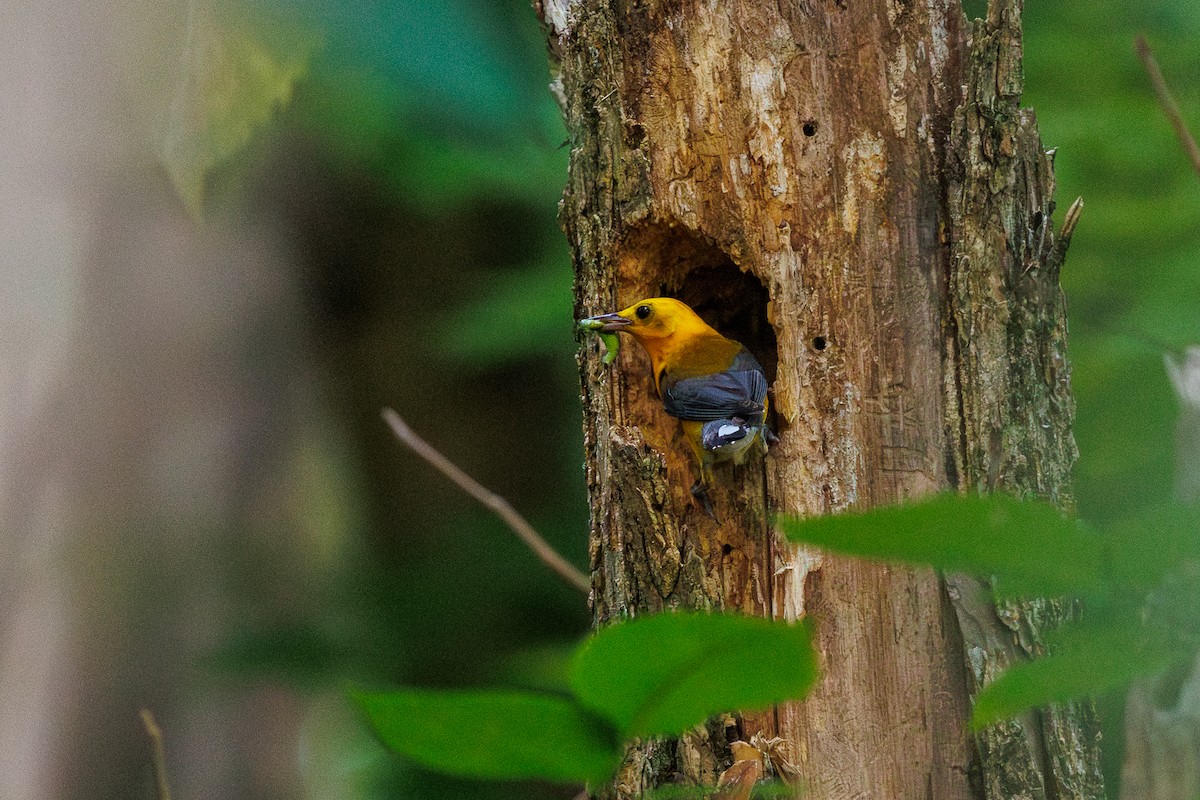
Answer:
xmin=541 ymin=0 xmax=1104 ymax=796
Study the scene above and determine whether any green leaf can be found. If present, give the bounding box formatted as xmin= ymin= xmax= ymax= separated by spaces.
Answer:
xmin=1101 ymin=502 xmax=1200 ymax=592
xmin=498 ymin=642 xmax=575 ymax=694
xmin=971 ymin=620 xmax=1186 ymax=728
xmin=437 ymin=255 xmax=574 ymax=365
xmin=297 ymin=66 xmax=568 ymax=210
xmin=354 ymin=688 xmax=620 ymax=784
xmin=270 ymin=0 xmax=542 ymax=134
xmin=159 ymin=5 xmax=318 ymax=217
xmin=205 ymin=621 xmax=348 ymax=688
xmin=570 ymin=612 xmax=818 ymax=738
xmin=776 ymin=494 xmax=1106 ymax=597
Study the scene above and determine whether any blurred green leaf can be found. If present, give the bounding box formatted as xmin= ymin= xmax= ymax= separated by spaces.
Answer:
xmin=570 ymin=613 xmax=818 ymax=738
xmin=354 ymin=688 xmax=621 ymax=784
xmin=263 ymin=0 xmax=541 ymax=134
xmin=972 ymin=619 xmax=1185 ymax=729
xmin=960 ymin=0 xmax=987 ymax=21
xmin=1070 ymin=335 xmax=1179 ymax=524
xmin=263 ymin=0 xmax=569 ymax=211
xmin=298 ymin=67 xmax=567 ymax=209
xmin=206 ymin=622 xmax=349 ymax=688
xmin=438 ymin=255 xmax=575 ymax=365
xmin=159 ymin=4 xmax=319 ymax=216
xmin=1102 ymin=502 xmax=1200 ymax=593
xmin=1021 ymin=2 xmax=1200 ymax=547
xmin=777 ymin=494 xmax=1106 ymax=597
xmin=498 ymin=642 xmax=575 ymax=693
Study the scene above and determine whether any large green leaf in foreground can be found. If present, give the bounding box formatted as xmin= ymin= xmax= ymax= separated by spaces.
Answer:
xmin=777 ymin=494 xmax=1106 ymax=597
xmin=354 ymin=689 xmax=620 ymax=784
xmin=972 ymin=619 xmax=1184 ymax=727
xmin=357 ymin=613 xmax=819 ymax=783
xmin=570 ymin=612 xmax=817 ymax=737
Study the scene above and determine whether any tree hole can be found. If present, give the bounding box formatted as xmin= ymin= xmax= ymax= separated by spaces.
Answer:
xmin=721 ymin=543 xmax=733 ymax=555
xmin=677 ymin=266 xmax=777 ymax=386
xmin=618 ymin=226 xmax=777 ymax=385
xmin=802 ymin=121 xmax=818 ymax=137
xmin=812 ymin=336 xmax=827 ymax=351
xmin=617 ymin=223 xmax=781 ymax=431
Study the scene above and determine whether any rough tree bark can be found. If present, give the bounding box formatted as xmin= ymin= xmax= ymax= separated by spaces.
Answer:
xmin=539 ymin=0 xmax=1104 ymax=797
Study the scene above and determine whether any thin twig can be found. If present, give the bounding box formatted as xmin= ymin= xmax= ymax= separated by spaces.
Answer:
xmin=381 ymin=408 xmax=590 ymax=594
xmin=140 ymin=708 xmax=173 ymax=800
xmin=1136 ymin=35 xmax=1200 ymax=178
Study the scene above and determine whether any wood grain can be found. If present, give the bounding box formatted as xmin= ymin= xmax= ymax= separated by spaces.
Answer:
xmin=545 ymin=0 xmax=1103 ymax=796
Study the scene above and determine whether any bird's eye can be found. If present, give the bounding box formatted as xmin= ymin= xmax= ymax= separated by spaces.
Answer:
xmin=635 ymin=305 xmax=652 ymax=320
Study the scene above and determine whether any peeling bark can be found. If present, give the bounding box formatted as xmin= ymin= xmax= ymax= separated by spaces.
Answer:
xmin=543 ymin=0 xmax=1104 ymax=797
xmin=946 ymin=5 xmax=1103 ymax=799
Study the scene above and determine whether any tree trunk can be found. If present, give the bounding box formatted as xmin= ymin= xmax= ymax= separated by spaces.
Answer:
xmin=540 ymin=0 xmax=1105 ymax=797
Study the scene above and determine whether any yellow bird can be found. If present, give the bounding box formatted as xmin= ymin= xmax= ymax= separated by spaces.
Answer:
xmin=579 ymin=298 xmax=773 ymax=514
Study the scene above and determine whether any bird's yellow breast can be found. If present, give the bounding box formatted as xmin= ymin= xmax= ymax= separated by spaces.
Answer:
xmin=648 ymin=333 xmax=744 ymax=393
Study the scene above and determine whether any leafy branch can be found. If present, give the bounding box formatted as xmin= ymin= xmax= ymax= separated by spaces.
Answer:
xmin=777 ymin=494 xmax=1200 ymax=728
xmin=356 ymin=612 xmax=817 ymax=786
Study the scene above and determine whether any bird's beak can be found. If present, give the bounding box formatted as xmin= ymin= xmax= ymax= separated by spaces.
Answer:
xmin=577 ymin=312 xmax=632 ymax=333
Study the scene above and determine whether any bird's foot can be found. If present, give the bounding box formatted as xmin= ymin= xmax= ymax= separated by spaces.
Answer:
xmin=691 ymin=479 xmax=717 ymax=520
xmin=764 ymin=427 xmax=780 ymax=446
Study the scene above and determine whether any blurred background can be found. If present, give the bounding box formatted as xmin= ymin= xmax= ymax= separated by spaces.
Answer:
xmin=0 ymin=1 xmax=1196 ymax=798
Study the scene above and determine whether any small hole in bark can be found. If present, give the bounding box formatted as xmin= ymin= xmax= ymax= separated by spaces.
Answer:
xmin=721 ymin=543 xmax=733 ymax=555
xmin=728 ymin=716 xmax=744 ymax=741
xmin=802 ymin=121 xmax=818 ymax=137
xmin=626 ymin=121 xmax=646 ymax=148
xmin=812 ymin=336 xmax=827 ymax=351
xmin=1032 ymin=210 xmax=1044 ymax=229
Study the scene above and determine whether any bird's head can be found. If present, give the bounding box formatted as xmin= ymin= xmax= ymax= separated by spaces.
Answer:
xmin=580 ymin=297 xmax=713 ymax=343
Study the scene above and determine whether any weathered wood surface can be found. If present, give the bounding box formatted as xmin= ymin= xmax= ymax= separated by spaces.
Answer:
xmin=946 ymin=5 xmax=1103 ymax=799
xmin=541 ymin=0 xmax=1104 ymax=796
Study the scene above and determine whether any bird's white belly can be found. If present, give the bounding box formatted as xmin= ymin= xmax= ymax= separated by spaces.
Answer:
xmin=710 ymin=427 xmax=761 ymax=463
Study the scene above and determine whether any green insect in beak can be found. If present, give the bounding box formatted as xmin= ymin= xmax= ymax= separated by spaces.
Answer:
xmin=576 ymin=315 xmax=627 ymax=364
